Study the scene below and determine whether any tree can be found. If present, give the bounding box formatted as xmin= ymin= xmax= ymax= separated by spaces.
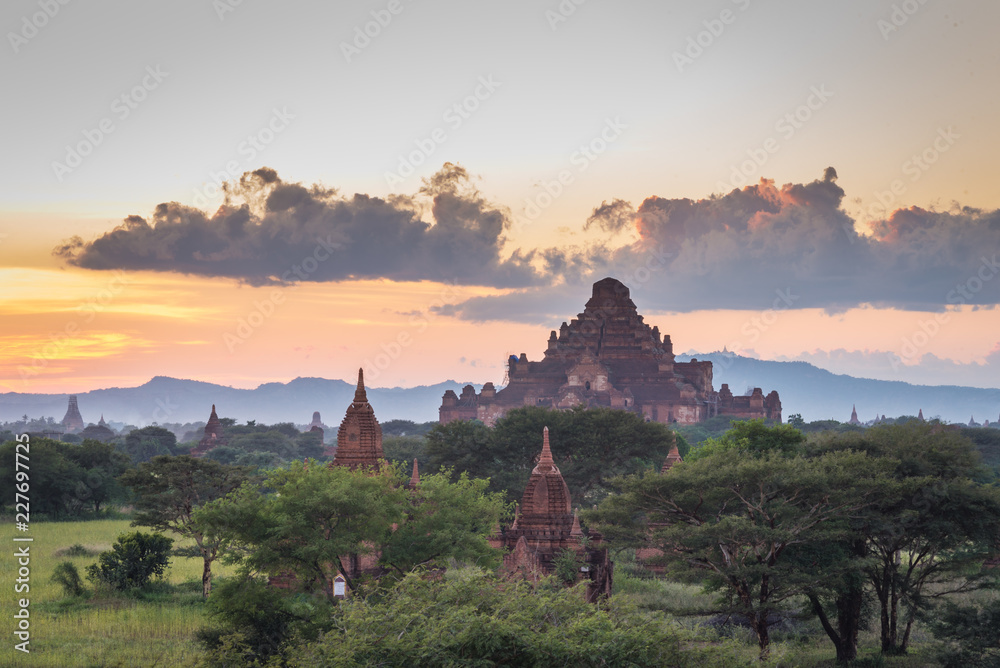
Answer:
xmin=1 ymin=438 xmax=84 ymax=516
xmin=813 ymin=423 xmax=1000 ymax=655
xmin=688 ymin=418 xmax=806 ymax=461
xmin=227 ymin=430 xmax=295 ymax=460
xmin=382 ymin=435 xmax=426 ymax=468
xmin=87 ymin=531 xmax=173 ymax=591
xmin=427 ymin=407 xmax=679 ymax=504
xmin=64 ymin=439 xmax=131 ymax=512
xmin=928 ymin=597 xmax=1000 ymax=667
xmin=425 ymin=419 xmax=494 ymax=481
xmin=196 ymin=461 xmax=406 ymax=598
xmin=588 ymin=437 xmax=887 ymax=660
xmin=121 ymin=426 xmax=177 ymax=464
xmin=379 ymin=470 xmax=507 ymax=576
xmin=120 ymin=456 xmax=253 ymax=597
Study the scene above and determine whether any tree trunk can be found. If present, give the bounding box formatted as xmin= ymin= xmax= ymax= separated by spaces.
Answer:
xmin=808 ymin=587 xmax=861 ymax=664
xmin=753 ymin=612 xmax=771 ymax=661
xmin=202 ymin=556 xmax=212 ymax=598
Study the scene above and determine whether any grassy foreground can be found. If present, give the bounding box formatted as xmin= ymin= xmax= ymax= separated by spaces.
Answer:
xmin=0 ymin=519 xmax=955 ymax=667
xmin=1 ymin=518 xmax=237 ymax=668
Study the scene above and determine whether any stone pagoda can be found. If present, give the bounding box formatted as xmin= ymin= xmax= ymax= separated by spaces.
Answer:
xmin=331 ymin=369 xmax=383 ymax=470
xmin=498 ymin=427 xmax=613 ymax=601
xmin=61 ymin=395 xmax=85 ymax=432
xmin=191 ymin=404 xmax=227 ymax=457
xmin=440 ymin=277 xmax=781 ymax=426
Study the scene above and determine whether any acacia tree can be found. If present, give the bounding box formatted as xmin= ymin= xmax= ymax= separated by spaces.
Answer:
xmin=588 ymin=440 xmax=887 ymax=660
xmin=813 ymin=423 xmax=1000 ymax=655
xmin=120 ymin=455 xmax=253 ymax=597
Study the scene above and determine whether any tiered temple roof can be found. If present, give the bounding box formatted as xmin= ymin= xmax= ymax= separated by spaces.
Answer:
xmin=331 ymin=369 xmax=384 ymax=470
xmin=498 ymin=427 xmax=613 ymax=601
xmin=61 ymin=395 xmax=85 ymax=432
xmin=440 ymin=278 xmax=781 ymax=426
xmin=191 ymin=404 xmax=227 ymax=457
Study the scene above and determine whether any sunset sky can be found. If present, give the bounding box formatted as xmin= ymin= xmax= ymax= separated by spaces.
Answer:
xmin=2 ymin=0 xmax=998 ymax=398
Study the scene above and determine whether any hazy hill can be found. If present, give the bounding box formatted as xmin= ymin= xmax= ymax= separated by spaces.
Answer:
xmin=0 ymin=376 xmax=480 ymax=427
xmin=677 ymin=352 xmax=1000 ymax=425
xmin=2 ymin=353 xmax=997 ymax=427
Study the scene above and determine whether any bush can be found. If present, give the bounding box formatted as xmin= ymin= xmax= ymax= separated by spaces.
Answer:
xmin=51 ymin=561 xmax=86 ymax=597
xmin=86 ymin=531 xmax=173 ymax=591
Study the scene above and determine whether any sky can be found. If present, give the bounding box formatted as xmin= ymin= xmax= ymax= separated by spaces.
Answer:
xmin=1 ymin=0 xmax=999 ymax=402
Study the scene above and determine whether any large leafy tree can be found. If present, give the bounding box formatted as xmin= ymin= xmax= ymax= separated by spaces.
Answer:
xmin=121 ymin=425 xmax=177 ymax=464
xmin=587 ymin=424 xmax=888 ymax=660
xmin=196 ymin=462 xmax=407 ymax=598
xmin=379 ymin=470 xmax=508 ymax=576
xmin=120 ymin=455 xmax=253 ymax=597
xmin=64 ymin=439 xmax=131 ymax=512
xmin=812 ymin=422 xmax=1000 ymax=655
xmin=1 ymin=437 xmax=131 ymax=516
xmin=426 ymin=406 xmax=680 ymax=504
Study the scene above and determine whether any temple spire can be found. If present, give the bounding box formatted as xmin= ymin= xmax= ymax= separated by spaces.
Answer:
xmin=570 ymin=508 xmax=583 ymax=537
xmin=408 ymin=459 xmax=420 ymax=489
xmin=540 ymin=426 xmax=553 ymax=462
xmin=354 ymin=368 xmax=368 ymax=403
xmin=661 ymin=438 xmax=682 ymax=473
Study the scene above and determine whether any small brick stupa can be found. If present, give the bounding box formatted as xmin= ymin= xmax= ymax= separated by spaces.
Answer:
xmin=498 ymin=427 xmax=613 ymax=601
xmin=331 ymin=369 xmax=383 ymax=470
xmin=191 ymin=405 xmax=227 ymax=457
xmin=660 ymin=436 xmax=683 ymax=473
xmin=80 ymin=415 xmax=116 ymax=443
xmin=61 ymin=395 xmax=85 ymax=432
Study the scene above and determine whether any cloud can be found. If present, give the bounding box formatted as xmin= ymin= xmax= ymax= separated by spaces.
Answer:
xmin=585 ymin=199 xmax=635 ymax=234
xmin=440 ymin=168 xmax=1000 ymax=322
xmin=55 ymin=164 xmax=1000 ymax=321
xmin=54 ymin=164 xmax=543 ymax=289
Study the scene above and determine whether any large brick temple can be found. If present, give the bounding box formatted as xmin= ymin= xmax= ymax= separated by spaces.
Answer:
xmin=440 ymin=277 xmax=782 ymax=426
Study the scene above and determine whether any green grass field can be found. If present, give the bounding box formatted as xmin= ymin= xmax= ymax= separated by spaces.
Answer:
xmin=1 ymin=518 xmax=238 ymax=668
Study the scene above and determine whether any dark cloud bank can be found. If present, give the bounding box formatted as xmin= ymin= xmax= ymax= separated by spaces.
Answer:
xmin=56 ymin=165 xmax=1000 ymax=323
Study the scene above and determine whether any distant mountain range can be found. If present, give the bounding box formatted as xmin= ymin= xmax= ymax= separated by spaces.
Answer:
xmin=1 ymin=353 xmax=998 ymax=428
xmin=676 ymin=352 xmax=1000 ymax=425
xmin=0 ymin=376 xmax=474 ymax=427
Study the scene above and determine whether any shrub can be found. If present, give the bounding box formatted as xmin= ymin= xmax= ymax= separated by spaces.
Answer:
xmin=51 ymin=561 xmax=86 ymax=597
xmin=86 ymin=531 xmax=173 ymax=591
